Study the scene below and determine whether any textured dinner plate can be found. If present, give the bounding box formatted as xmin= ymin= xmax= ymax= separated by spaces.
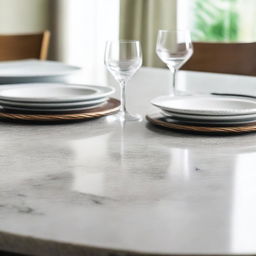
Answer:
xmin=0 ymin=97 xmax=107 ymax=109
xmin=161 ymin=111 xmax=256 ymax=125
xmin=161 ymin=109 xmax=256 ymax=121
xmin=1 ymin=102 xmax=106 ymax=113
xmin=151 ymin=95 xmax=256 ymax=116
xmin=0 ymin=60 xmax=80 ymax=78
xmin=0 ymin=84 xmax=115 ymax=103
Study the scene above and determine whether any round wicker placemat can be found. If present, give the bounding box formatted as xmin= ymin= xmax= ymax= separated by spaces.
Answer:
xmin=0 ymin=98 xmax=120 ymax=123
xmin=146 ymin=113 xmax=256 ymax=134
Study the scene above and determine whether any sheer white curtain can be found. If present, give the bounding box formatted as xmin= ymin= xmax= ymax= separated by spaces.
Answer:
xmin=119 ymin=0 xmax=177 ymax=67
xmin=51 ymin=0 xmax=120 ymax=84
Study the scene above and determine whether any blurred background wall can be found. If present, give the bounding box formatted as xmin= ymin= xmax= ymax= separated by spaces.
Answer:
xmin=0 ymin=0 xmax=50 ymax=33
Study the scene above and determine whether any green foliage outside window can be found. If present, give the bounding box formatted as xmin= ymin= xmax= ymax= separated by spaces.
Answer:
xmin=192 ymin=0 xmax=239 ymax=41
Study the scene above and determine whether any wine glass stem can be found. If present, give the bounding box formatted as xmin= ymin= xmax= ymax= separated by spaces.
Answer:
xmin=120 ymin=80 xmax=127 ymax=115
xmin=169 ymin=66 xmax=177 ymax=96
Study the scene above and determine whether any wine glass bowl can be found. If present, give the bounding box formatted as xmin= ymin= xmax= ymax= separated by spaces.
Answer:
xmin=105 ymin=40 xmax=142 ymax=121
xmin=156 ymin=30 xmax=193 ymax=95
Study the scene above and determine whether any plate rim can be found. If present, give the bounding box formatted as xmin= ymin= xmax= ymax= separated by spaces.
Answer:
xmin=161 ymin=109 xmax=256 ymax=121
xmin=161 ymin=112 xmax=256 ymax=125
xmin=151 ymin=95 xmax=256 ymax=116
xmin=1 ymin=102 xmax=107 ymax=113
xmin=0 ymin=60 xmax=81 ymax=78
xmin=0 ymin=97 xmax=107 ymax=108
xmin=0 ymin=84 xmax=115 ymax=103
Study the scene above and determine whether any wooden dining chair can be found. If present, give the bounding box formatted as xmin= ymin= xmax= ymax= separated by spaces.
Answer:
xmin=181 ymin=42 xmax=256 ymax=76
xmin=0 ymin=30 xmax=50 ymax=61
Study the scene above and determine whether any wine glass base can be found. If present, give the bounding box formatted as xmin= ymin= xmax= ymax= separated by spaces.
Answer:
xmin=171 ymin=90 xmax=192 ymax=97
xmin=114 ymin=111 xmax=143 ymax=122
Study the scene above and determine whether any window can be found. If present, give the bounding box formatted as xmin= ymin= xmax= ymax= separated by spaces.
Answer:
xmin=178 ymin=0 xmax=256 ymax=42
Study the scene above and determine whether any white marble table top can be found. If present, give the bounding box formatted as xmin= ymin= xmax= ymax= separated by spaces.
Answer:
xmin=1 ymin=67 xmax=256 ymax=256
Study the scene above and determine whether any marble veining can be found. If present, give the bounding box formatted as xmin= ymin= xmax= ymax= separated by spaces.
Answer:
xmin=0 ymin=69 xmax=256 ymax=255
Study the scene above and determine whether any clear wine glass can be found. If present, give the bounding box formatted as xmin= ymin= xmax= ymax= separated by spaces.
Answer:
xmin=104 ymin=40 xmax=142 ymax=122
xmin=156 ymin=29 xmax=193 ymax=96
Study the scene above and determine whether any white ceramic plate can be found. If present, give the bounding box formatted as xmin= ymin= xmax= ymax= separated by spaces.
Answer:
xmin=151 ymin=95 xmax=256 ymax=116
xmin=161 ymin=111 xmax=256 ymax=125
xmin=0 ymin=60 xmax=80 ymax=78
xmin=1 ymin=102 xmax=106 ymax=113
xmin=0 ymin=84 xmax=114 ymax=103
xmin=0 ymin=97 xmax=107 ymax=108
xmin=161 ymin=110 xmax=256 ymax=121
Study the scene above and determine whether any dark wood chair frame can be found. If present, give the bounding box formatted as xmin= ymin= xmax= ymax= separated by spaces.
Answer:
xmin=181 ymin=42 xmax=256 ymax=76
xmin=0 ymin=31 xmax=50 ymax=61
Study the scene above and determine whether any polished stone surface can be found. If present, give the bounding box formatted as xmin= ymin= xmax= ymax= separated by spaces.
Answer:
xmin=0 ymin=68 xmax=256 ymax=256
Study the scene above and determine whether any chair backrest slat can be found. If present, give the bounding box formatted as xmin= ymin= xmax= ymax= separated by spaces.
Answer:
xmin=0 ymin=31 xmax=50 ymax=61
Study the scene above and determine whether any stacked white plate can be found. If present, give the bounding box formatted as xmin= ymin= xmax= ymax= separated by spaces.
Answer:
xmin=0 ymin=83 xmax=115 ymax=113
xmin=151 ymin=95 xmax=256 ymax=125
xmin=0 ymin=60 xmax=81 ymax=84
